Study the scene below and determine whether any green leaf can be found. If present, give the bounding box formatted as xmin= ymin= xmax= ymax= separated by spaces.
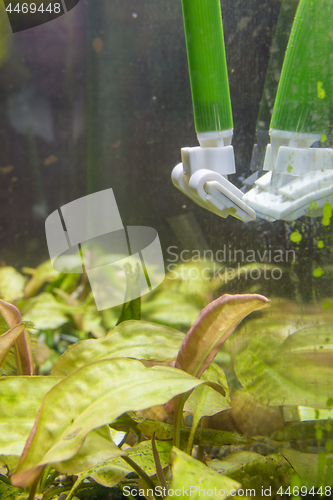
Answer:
xmin=160 ymin=260 xmax=220 ymax=299
xmin=281 ymin=448 xmax=333 ymax=487
xmin=0 ymin=267 xmax=26 ymax=302
xmin=175 ymin=294 xmax=270 ymax=378
xmin=235 ymin=333 xmax=333 ymax=407
xmin=0 ymin=481 xmax=29 ymax=500
xmin=185 ymin=363 xmax=230 ymax=417
xmin=0 ymin=457 xmax=20 ymax=475
xmin=142 ymin=291 xmax=202 ymax=331
xmin=273 ymin=420 xmax=333 ymax=443
xmin=111 ymin=439 xmax=172 ymax=477
xmin=12 ymin=358 xmax=209 ymax=487
xmin=208 ymin=452 xmax=293 ymax=495
xmin=22 ymin=293 xmax=71 ymax=330
xmin=0 ymin=300 xmax=34 ymax=375
xmin=225 ymin=298 xmax=331 ymax=358
xmin=23 ymin=261 xmax=59 ymax=298
xmin=208 ymin=451 xmax=264 ymax=473
xmin=81 ymin=306 xmax=106 ymax=338
xmin=134 ymin=418 xmax=252 ymax=447
xmin=69 ymin=439 xmax=172 ymax=489
xmin=0 ymin=376 xmax=62 ymax=457
xmin=278 ymin=324 xmax=333 ymax=355
xmin=184 ymin=363 xmax=230 ymax=454
xmin=53 ymin=426 xmax=126 ymax=475
xmin=51 ymin=320 xmax=185 ymax=377
xmin=169 ymin=447 xmax=241 ymax=500
xmin=116 ymin=262 xmax=141 ymax=324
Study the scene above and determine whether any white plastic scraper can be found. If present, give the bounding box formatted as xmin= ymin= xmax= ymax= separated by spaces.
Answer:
xmin=243 ymin=130 xmax=333 ymax=222
xmin=172 ymin=130 xmax=256 ymax=222
xmin=173 ymin=0 xmax=256 ymax=223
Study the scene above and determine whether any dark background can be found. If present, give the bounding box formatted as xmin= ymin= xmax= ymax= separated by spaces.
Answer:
xmin=0 ymin=0 xmax=331 ymax=301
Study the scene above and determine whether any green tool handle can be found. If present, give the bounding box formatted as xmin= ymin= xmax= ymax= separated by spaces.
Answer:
xmin=271 ymin=0 xmax=333 ymax=135
xmin=181 ymin=0 xmax=233 ymax=134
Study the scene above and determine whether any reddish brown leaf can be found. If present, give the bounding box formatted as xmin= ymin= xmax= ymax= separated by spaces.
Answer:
xmin=175 ymin=294 xmax=270 ymax=378
xmin=0 ymin=300 xmax=34 ymax=375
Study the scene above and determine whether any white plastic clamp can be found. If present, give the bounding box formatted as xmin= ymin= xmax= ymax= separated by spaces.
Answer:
xmin=243 ymin=130 xmax=333 ymax=221
xmin=172 ymin=130 xmax=256 ymax=222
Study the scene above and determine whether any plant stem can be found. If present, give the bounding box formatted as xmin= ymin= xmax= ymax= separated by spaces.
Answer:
xmin=39 ymin=465 xmax=51 ymax=492
xmin=173 ymin=394 xmax=186 ymax=449
xmin=28 ymin=480 xmax=38 ymax=500
xmin=197 ymin=416 xmax=208 ymax=462
xmin=0 ymin=473 xmax=12 ymax=486
xmin=64 ymin=475 xmax=85 ymax=500
xmin=121 ymin=455 xmax=157 ymax=494
xmin=43 ymin=485 xmax=74 ymax=500
xmin=186 ymin=418 xmax=198 ymax=456
xmin=44 ymin=469 xmax=60 ymax=490
xmin=151 ymin=432 xmax=168 ymax=497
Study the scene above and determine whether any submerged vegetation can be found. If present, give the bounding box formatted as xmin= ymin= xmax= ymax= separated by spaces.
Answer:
xmin=0 ymin=260 xmax=333 ymax=500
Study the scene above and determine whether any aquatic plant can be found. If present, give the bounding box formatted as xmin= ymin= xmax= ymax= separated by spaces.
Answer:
xmin=0 ymin=269 xmax=333 ymax=499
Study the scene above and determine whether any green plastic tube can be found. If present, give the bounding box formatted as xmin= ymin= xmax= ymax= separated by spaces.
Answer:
xmin=181 ymin=0 xmax=233 ymax=134
xmin=271 ymin=0 xmax=333 ymax=135
xmin=256 ymin=0 xmax=299 ymax=131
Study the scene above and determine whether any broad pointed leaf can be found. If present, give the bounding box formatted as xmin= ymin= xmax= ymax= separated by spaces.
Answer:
xmin=53 ymin=426 xmax=126 ymax=475
xmin=169 ymin=447 xmax=241 ymax=500
xmin=0 ymin=300 xmax=34 ymax=375
xmin=51 ymin=320 xmax=185 ymax=377
xmin=0 ymin=481 xmax=29 ymax=500
xmin=0 ymin=266 xmax=25 ymax=302
xmin=281 ymin=448 xmax=333 ymax=487
xmin=185 ymin=363 xmax=230 ymax=417
xmin=142 ymin=291 xmax=202 ymax=331
xmin=12 ymin=358 xmax=209 ymax=487
xmin=0 ymin=376 xmax=62 ymax=457
xmin=235 ymin=333 xmax=333 ymax=407
xmin=209 ymin=452 xmax=293 ymax=494
xmin=22 ymin=293 xmax=72 ymax=330
xmin=278 ymin=324 xmax=333 ymax=366
xmin=208 ymin=451 xmax=264 ymax=473
xmin=66 ymin=440 xmax=172 ymax=489
xmin=184 ymin=363 xmax=230 ymax=454
xmin=175 ymin=294 xmax=269 ymax=378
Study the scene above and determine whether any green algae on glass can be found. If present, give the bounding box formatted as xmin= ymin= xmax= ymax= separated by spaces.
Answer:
xmin=271 ymin=0 xmax=333 ymax=134
xmin=181 ymin=0 xmax=233 ymax=133
xmin=322 ymin=203 xmax=332 ymax=226
xmin=323 ymin=301 xmax=331 ymax=309
xmin=313 ymin=267 xmax=324 ymax=278
xmin=290 ymin=231 xmax=302 ymax=243
xmin=317 ymin=240 xmax=325 ymax=249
